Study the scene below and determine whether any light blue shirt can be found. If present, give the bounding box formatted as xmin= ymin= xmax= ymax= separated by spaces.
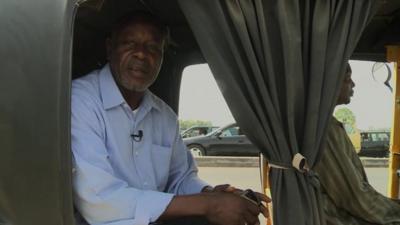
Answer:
xmin=71 ymin=64 xmax=208 ymax=225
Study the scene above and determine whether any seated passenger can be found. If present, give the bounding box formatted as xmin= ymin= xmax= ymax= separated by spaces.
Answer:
xmin=71 ymin=11 xmax=269 ymax=225
xmin=314 ymin=63 xmax=400 ymax=225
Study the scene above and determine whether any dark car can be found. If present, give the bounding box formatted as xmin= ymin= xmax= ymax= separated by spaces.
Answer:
xmin=183 ymin=123 xmax=259 ymax=157
xmin=181 ymin=126 xmax=219 ymax=138
xmin=358 ymin=131 xmax=390 ymax=157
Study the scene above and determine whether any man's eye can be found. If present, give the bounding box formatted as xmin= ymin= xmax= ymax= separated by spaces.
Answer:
xmin=147 ymin=44 xmax=162 ymax=53
xmin=120 ymin=41 xmax=136 ymax=48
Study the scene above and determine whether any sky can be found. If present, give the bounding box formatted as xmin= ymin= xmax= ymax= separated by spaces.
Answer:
xmin=178 ymin=65 xmax=234 ymax=126
xmin=179 ymin=61 xmax=395 ymax=130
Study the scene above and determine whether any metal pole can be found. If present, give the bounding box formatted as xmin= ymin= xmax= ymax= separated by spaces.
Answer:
xmin=260 ymin=154 xmax=273 ymax=225
xmin=386 ymin=45 xmax=400 ymax=198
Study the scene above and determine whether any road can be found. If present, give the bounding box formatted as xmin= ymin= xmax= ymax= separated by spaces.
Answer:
xmin=199 ymin=167 xmax=390 ymax=194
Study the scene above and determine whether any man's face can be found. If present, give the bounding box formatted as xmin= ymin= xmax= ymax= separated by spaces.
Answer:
xmin=107 ymin=21 xmax=165 ymax=92
xmin=337 ymin=65 xmax=355 ymax=105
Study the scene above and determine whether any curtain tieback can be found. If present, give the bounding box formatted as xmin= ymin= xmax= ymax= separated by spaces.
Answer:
xmin=268 ymin=153 xmax=322 ymax=198
xmin=268 ymin=154 xmax=324 ymax=224
xmin=268 ymin=153 xmax=310 ymax=173
xmin=268 ymin=153 xmax=322 ymax=190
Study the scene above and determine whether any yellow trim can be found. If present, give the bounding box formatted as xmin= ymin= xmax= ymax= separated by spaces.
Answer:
xmin=260 ymin=154 xmax=273 ymax=225
xmin=386 ymin=45 xmax=400 ymax=198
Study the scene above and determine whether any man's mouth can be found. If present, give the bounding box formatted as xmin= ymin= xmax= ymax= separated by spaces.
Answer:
xmin=128 ymin=66 xmax=148 ymax=75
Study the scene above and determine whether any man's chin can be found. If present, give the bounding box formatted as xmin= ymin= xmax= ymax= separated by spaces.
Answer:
xmin=120 ymin=78 xmax=149 ymax=91
xmin=127 ymin=82 xmax=150 ymax=92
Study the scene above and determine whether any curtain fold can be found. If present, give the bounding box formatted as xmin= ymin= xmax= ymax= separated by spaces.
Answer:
xmin=178 ymin=0 xmax=379 ymax=224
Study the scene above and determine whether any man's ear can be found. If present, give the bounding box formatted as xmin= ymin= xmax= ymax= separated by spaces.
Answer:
xmin=106 ymin=38 xmax=112 ymax=60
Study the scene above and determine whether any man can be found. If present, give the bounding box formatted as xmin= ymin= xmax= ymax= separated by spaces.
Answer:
xmin=71 ymin=11 xmax=269 ymax=225
xmin=314 ymin=63 xmax=400 ymax=225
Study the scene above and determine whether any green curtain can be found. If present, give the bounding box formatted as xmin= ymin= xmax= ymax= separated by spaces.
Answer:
xmin=178 ymin=1 xmax=379 ymax=224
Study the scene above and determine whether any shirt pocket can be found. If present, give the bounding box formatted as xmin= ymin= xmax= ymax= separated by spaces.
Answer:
xmin=151 ymin=144 xmax=173 ymax=190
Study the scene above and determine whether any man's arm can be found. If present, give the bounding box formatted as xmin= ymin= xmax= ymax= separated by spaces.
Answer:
xmin=157 ymin=121 xmax=269 ymax=225
xmin=158 ymin=191 xmax=265 ymax=225
xmin=163 ymin=121 xmax=209 ymax=195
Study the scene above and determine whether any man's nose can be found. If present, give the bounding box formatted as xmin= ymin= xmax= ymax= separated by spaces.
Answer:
xmin=132 ymin=45 xmax=147 ymax=59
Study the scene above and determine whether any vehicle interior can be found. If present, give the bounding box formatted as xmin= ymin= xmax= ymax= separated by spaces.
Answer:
xmin=1 ymin=0 xmax=400 ymax=224
xmin=74 ymin=0 xmax=400 ymax=111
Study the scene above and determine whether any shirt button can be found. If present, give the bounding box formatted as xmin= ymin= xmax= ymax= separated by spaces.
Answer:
xmin=135 ymin=151 xmax=139 ymax=156
xmin=143 ymin=182 xmax=148 ymax=186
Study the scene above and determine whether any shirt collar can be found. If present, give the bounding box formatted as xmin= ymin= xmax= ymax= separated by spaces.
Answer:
xmin=99 ymin=64 xmax=125 ymax=110
xmin=141 ymin=89 xmax=161 ymax=112
xmin=99 ymin=63 xmax=161 ymax=112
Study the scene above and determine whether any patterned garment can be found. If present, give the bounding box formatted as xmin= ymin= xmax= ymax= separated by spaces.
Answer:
xmin=314 ymin=117 xmax=400 ymax=225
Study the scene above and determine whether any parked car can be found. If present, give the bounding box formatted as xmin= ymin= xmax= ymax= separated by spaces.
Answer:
xmin=181 ymin=126 xmax=219 ymax=138
xmin=183 ymin=123 xmax=259 ymax=157
xmin=358 ymin=131 xmax=390 ymax=157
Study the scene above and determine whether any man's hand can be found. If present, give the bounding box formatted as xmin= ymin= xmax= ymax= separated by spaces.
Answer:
xmin=204 ymin=192 xmax=262 ymax=225
xmin=254 ymin=192 xmax=271 ymax=218
xmin=392 ymin=198 xmax=400 ymax=204
xmin=158 ymin=188 xmax=271 ymax=225
xmin=202 ymin=184 xmax=271 ymax=219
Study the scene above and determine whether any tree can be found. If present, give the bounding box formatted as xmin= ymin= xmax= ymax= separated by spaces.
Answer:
xmin=179 ymin=119 xmax=212 ymax=131
xmin=334 ymin=107 xmax=356 ymax=126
